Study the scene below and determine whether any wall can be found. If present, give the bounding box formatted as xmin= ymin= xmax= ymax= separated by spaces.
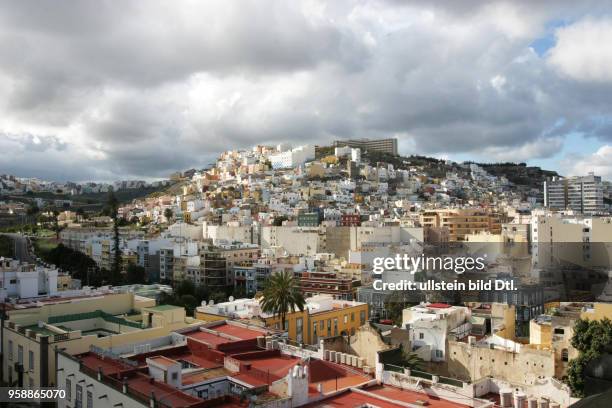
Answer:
xmin=349 ymin=324 xmax=390 ymax=368
xmin=447 ymin=341 xmax=555 ymax=386
xmin=581 ymin=302 xmax=612 ymax=321
xmin=57 ymin=354 xmax=147 ymax=408
xmin=7 ymin=293 xmax=137 ymax=327
xmin=379 ymin=369 xmax=492 ymax=408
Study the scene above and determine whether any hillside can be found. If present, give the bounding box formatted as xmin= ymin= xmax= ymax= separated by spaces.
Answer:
xmin=476 ymin=162 xmax=558 ymax=188
xmin=361 ymin=150 xmax=557 ymax=188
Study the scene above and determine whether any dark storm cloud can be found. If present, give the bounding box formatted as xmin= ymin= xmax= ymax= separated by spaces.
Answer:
xmin=2 ymin=1 xmax=612 ymax=180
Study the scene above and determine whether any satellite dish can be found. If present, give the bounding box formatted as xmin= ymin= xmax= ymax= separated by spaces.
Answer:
xmin=229 ymin=296 xmax=234 ymax=302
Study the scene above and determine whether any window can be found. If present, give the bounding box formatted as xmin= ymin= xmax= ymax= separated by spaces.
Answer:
xmin=8 ymin=340 xmax=13 ymax=361
xmin=435 ymin=350 xmax=443 ymax=358
xmin=319 ymin=320 xmax=324 ymax=330
xmin=419 ymin=333 xmax=424 ymax=340
xmin=29 ymin=350 xmax=34 ymax=370
xmin=344 ymin=314 xmax=348 ymax=324
xmin=66 ymin=378 xmax=72 ymax=401
xmin=360 ymin=310 xmax=366 ymax=325
xmin=75 ymin=384 xmax=83 ymax=408
xmin=562 ymin=349 xmax=569 ymax=362
xmin=327 ymin=319 xmax=331 ymax=332
xmin=554 ymin=328 xmax=565 ymax=335
xmin=351 ymin=312 xmax=355 ymax=322
xmin=18 ymin=345 xmax=23 ymax=365
xmin=284 ymin=320 xmax=289 ymax=331
xmin=296 ymin=317 xmax=303 ymax=343
xmin=87 ymin=391 xmax=93 ymax=408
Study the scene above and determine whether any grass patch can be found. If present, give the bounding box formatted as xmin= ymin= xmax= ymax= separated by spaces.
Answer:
xmin=33 ymin=237 xmax=59 ymax=257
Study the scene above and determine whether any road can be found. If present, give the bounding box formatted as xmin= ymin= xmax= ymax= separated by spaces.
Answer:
xmin=0 ymin=233 xmax=34 ymax=263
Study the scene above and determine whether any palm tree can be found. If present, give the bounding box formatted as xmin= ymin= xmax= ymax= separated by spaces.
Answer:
xmin=260 ymin=271 xmax=306 ymax=332
xmin=401 ymin=349 xmax=425 ymax=371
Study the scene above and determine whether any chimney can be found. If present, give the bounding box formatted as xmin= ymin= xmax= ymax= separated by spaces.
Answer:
xmin=97 ymin=367 xmax=102 ymax=381
xmin=513 ymin=392 xmax=526 ymax=408
xmin=150 ymin=392 xmax=156 ymax=408
xmin=122 ymin=379 xmax=128 ymax=394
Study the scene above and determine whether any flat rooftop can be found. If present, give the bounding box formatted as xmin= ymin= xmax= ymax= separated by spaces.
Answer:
xmin=212 ymin=323 xmax=267 ymax=339
xmin=366 ymin=385 xmax=470 ymax=408
xmin=80 ymin=352 xmax=132 ymax=376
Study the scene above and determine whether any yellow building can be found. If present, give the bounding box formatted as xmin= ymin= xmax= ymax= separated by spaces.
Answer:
xmin=1 ymin=292 xmax=199 ymax=389
xmin=195 ymin=294 xmax=368 ymax=345
xmin=420 ymin=209 xmax=504 ymax=241
xmin=581 ymin=302 xmax=612 ymax=321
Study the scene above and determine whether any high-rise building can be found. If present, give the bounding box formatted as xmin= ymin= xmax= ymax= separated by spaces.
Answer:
xmin=333 ymin=138 xmax=398 ymax=155
xmin=544 ymin=173 xmax=604 ymax=214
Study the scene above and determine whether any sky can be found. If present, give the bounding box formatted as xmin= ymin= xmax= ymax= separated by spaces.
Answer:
xmin=2 ymin=1 xmax=612 ymax=182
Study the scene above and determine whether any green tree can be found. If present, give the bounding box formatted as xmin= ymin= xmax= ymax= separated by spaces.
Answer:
xmin=175 ymin=279 xmax=196 ymax=298
xmin=108 ymin=190 xmax=122 ymax=285
xmin=51 ymin=210 xmax=64 ymax=239
xmin=566 ymin=318 xmax=612 ymax=397
xmin=260 ymin=271 xmax=305 ymax=331
xmin=384 ymin=291 xmax=413 ymax=325
xmin=272 ymin=216 xmax=288 ymax=226
xmin=209 ymin=291 xmax=228 ymax=304
xmin=400 ymin=348 xmax=425 ymax=371
xmin=126 ymin=264 xmax=146 ymax=284
xmin=195 ymin=284 xmax=210 ymax=304
xmin=164 ymin=208 xmax=173 ymax=221
xmin=26 ymin=204 xmax=40 ymax=216
xmin=180 ymin=294 xmax=198 ymax=314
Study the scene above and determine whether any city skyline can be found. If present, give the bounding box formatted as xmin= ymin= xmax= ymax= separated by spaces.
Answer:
xmin=2 ymin=1 xmax=612 ymax=181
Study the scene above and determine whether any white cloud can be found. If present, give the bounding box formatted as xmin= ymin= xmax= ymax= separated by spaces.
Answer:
xmin=0 ymin=1 xmax=611 ymax=180
xmin=565 ymin=145 xmax=612 ymax=179
xmin=548 ymin=18 xmax=612 ymax=82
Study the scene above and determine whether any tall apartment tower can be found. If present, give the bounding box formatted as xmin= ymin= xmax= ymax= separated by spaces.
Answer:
xmin=333 ymin=138 xmax=398 ymax=155
xmin=544 ymin=173 xmax=604 ymax=214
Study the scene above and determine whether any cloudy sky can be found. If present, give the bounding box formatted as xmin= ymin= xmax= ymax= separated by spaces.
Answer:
xmin=2 ymin=1 xmax=612 ymax=181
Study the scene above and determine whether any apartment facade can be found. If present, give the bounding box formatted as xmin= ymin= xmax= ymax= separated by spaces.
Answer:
xmin=1 ymin=292 xmax=196 ymax=389
xmin=544 ymin=173 xmax=604 ymax=214
xmin=421 ymin=209 xmax=503 ymax=241
xmin=195 ymin=294 xmax=368 ymax=345
xmin=334 ymin=138 xmax=398 ymax=156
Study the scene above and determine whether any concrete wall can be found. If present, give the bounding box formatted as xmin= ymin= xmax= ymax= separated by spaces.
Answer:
xmin=349 ymin=324 xmax=390 ymax=368
xmin=447 ymin=341 xmax=555 ymax=386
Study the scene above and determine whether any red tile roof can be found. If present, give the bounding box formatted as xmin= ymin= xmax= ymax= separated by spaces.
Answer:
xmin=303 ymin=389 xmax=404 ymax=408
xmin=429 ymin=303 xmax=452 ymax=308
xmin=79 ymin=352 xmax=132 ymax=375
xmin=305 ymin=385 xmax=472 ymax=408
xmin=212 ymin=323 xmax=268 ymax=339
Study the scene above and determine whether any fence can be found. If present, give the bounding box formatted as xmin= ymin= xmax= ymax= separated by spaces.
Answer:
xmin=383 ymin=364 xmax=464 ymax=387
xmin=48 ymin=310 xmax=143 ymax=329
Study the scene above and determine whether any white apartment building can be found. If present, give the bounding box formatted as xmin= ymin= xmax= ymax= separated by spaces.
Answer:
xmin=544 ymin=173 xmax=605 ymax=214
xmin=402 ymin=302 xmax=471 ymax=362
xmin=531 ymin=213 xmax=612 ymax=269
xmin=260 ymin=226 xmax=323 ymax=256
xmin=0 ymin=257 xmax=59 ymax=300
xmin=268 ymin=145 xmax=315 ymax=169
